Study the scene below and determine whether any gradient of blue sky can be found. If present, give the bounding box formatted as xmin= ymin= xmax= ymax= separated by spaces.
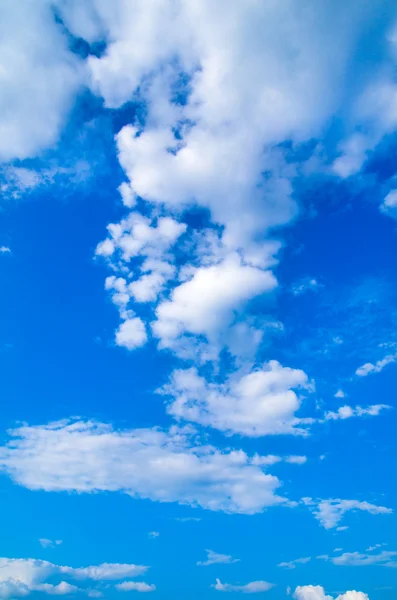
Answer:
xmin=1 ymin=2 xmax=397 ymax=599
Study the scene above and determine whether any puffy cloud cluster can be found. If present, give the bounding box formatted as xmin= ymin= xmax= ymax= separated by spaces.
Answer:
xmin=293 ymin=586 xmax=369 ymax=600
xmin=0 ymin=419 xmax=291 ymax=515
xmin=162 ymin=360 xmax=313 ymax=437
xmin=0 ymin=558 xmax=151 ymax=599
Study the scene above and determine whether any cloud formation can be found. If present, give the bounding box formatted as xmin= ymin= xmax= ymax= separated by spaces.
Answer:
xmin=0 ymin=419 xmax=290 ymax=515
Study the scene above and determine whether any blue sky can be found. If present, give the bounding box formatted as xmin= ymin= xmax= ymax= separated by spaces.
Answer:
xmin=1 ymin=2 xmax=397 ymax=599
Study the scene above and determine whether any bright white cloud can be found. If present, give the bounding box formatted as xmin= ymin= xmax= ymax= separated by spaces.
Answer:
xmin=115 ymin=317 xmax=147 ymax=350
xmin=39 ymin=539 xmax=63 ymax=549
xmin=197 ymin=550 xmax=239 ymax=567
xmin=355 ymin=354 xmax=397 ymax=376
xmin=153 ymin=254 xmax=277 ymax=348
xmin=324 ymin=404 xmax=390 ymax=421
xmin=0 ymin=419 xmax=290 ymax=515
xmin=278 ymin=557 xmax=311 ymax=569
xmin=303 ymin=498 xmax=392 ymax=530
xmin=293 ymin=586 xmax=369 ymax=600
xmin=0 ymin=558 xmax=149 ymax=600
xmin=115 ymin=582 xmax=156 ymax=593
xmin=0 ymin=1 xmax=82 ymax=162
xmin=212 ymin=579 xmax=273 ymax=593
xmin=0 ymin=246 xmax=11 ymax=253
xmin=162 ymin=360 xmax=312 ymax=437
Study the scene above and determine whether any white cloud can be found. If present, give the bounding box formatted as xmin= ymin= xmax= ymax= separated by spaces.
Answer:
xmin=0 ymin=558 xmax=149 ymax=599
xmin=148 ymin=532 xmax=159 ymax=539
xmin=152 ymin=254 xmax=277 ymax=348
xmin=324 ymin=404 xmax=390 ymax=421
xmin=0 ymin=247 xmax=11 ymax=254
xmin=162 ymin=360 xmax=312 ymax=437
xmin=115 ymin=582 xmax=156 ymax=593
xmin=39 ymin=539 xmax=63 ymax=549
xmin=212 ymin=579 xmax=273 ymax=593
xmin=380 ymin=189 xmax=397 ymax=217
xmin=355 ymin=354 xmax=397 ymax=376
xmin=323 ymin=549 xmax=397 ymax=568
xmin=278 ymin=557 xmax=311 ymax=569
xmin=0 ymin=419 xmax=290 ymax=515
xmin=293 ymin=586 xmax=369 ymax=600
xmin=197 ymin=550 xmax=239 ymax=567
xmin=115 ymin=317 xmax=147 ymax=350
xmin=0 ymin=1 xmax=82 ymax=162
xmin=334 ymin=390 xmax=345 ymax=399
xmin=303 ymin=498 xmax=392 ymax=529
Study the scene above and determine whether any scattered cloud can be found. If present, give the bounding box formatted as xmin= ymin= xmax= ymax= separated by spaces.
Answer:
xmin=356 ymin=353 xmax=397 ymax=377
xmin=322 ymin=549 xmax=397 ymax=568
xmin=0 ymin=246 xmax=11 ymax=254
xmin=302 ymin=498 xmax=392 ymax=529
xmin=0 ymin=558 xmax=149 ymax=599
xmin=292 ymin=278 xmax=322 ymax=296
xmin=148 ymin=532 xmax=159 ymax=539
xmin=324 ymin=404 xmax=390 ymax=421
xmin=115 ymin=582 xmax=156 ymax=593
xmin=39 ymin=539 xmax=63 ymax=549
xmin=278 ymin=557 xmax=311 ymax=569
xmin=334 ymin=390 xmax=345 ymax=399
xmin=0 ymin=419 xmax=290 ymax=515
xmin=212 ymin=579 xmax=274 ymax=593
xmin=197 ymin=550 xmax=239 ymax=567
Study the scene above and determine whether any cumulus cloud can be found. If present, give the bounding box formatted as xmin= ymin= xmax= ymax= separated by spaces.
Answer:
xmin=115 ymin=317 xmax=147 ymax=350
xmin=0 ymin=558 xmax=149 ymax=599
xmin=0 ymin=246 xmax=11 ymax=254
xmin=197 ymin=550 xmax=239 ymax=567
xmin=212 ymin=579 xmax=274 ymax=593
xmin=0 ymin=419 xmax=290 ymax=515
xmin=152 ymin=254 xmax=277 ymax=348
xmin=293 ymin=586 xmax=369 ymax=600
xmin=0 ymin=1 xmax=82 ymax=162
xmin=162 ymin=360 xmax=312 ymax=437
xmin=303 ymin=498 xmax=392 ymax=529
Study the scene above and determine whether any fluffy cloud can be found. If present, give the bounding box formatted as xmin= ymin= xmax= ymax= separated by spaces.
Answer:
xmin=381 ymin=189 xmax=397 ymax=218
xmin=115 ymin=317 xmax=147 ymax=350
xmin=152 ymin=254 xmax=277 ymax=348
xmin=162 ymin=360 xmax=312 ymax=437
xmin=324 ymin=404 xmax=390 ymax=421
xmin=197 ymin=550 xmax=239 ymax=567
xmin=0 ymin=419 xmax=290 ymax=515
xmin=293 ymin=587 xmax=369 ymax=600
xmin=0 ymin=558 xmax=149 ymax=599
xmin=303 ymin=498 xmax=392 ymax=529
xmin=212 ymin=579 xmax=273 ymax=593
xmin=0 ymin=1 xmax=82 ymax=162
